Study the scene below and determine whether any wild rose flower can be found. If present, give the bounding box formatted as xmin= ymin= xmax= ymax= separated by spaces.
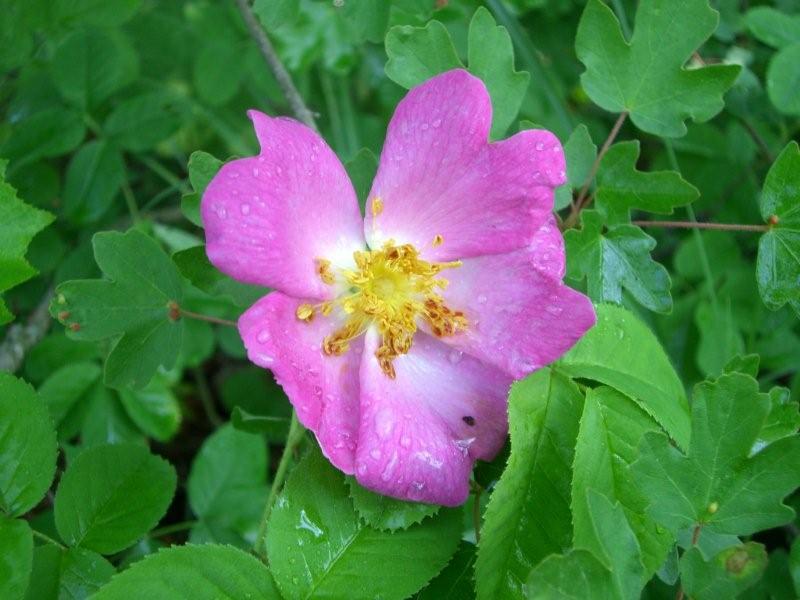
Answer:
xmin=201 ymin=69 xmax=595 ymax=506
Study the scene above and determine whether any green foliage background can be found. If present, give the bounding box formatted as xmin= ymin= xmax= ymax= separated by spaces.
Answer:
xmin=1 ymin=0 xmax=800 ymax=598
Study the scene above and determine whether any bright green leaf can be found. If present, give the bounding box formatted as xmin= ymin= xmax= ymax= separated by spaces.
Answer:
xmin=182 ymin=151 xmax=223 ymax=227
xmin=595 ymin=141 xmax=699 ymax=223
xmin=266 ymin=447 xmax=462 ymax=600
xmin=0 ymin=161 xmax=54 ymax=324
xmin=92 ymin=544 xmax=280 ymax=599
xmin=0 ymin=516 xmax=33 ymax=600
xmin=566 ymin=210 xmax=673 ymax=313
xmin=679 ymin=542 xmax=767 ymax=600
xmin=745 ymin=7 xmax=800 ymax=49
xmin=575 ymin=0 xmax=740 ymax=137
xmin=555 ymin=124 xmax=597 ymax=210
xmin=80 ymin=383 xmax=144 ymax=448
xmin=572 ymin=387 xmax=672 ymax=577
xmin=723 ymin=354 xmax=760 ymax=378
xmin=38 ymin=361 xmax=101 ymax=425
xmin=632 ymin=373 xmax=800 ymax=536
xmin=0 ymin=374 xmax=57 ymax=517
xmin=385 ymin=21 xmax=463 ymax=89
xmin=51 ymin=229 xmax=184 ymax=389
xmin=467 ymin=7 xmax=529 ymax=138
xmin=54 ymin=443 xmax=176 ymax=554
xmin=758 ymin=386 xmax=800 ymax=447
xmin=476 ymin=369 xmax=584 ymax=600
xmin=757 ymin=142 xmax=800 ymax=312
xmin=25 ymin=545 xmax=115 ymax=600
xmin=347 ymin=478 xmax=438 ymax=531
xmin=253 ymin=0 xmax=299 ymax=30
xmin=118 ymin=374 xmax=181 ymax=442
xmin=525 ymin=549 xmax=615 ymax=599
xmin=558 ymin=303 xmax=690 ymax=449
xmin=342 ymin=0 xmax=390 ymax=44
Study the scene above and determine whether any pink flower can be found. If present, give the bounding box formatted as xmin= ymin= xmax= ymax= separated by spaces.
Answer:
xmin=201 ymin=70 xmax=595 ymax=506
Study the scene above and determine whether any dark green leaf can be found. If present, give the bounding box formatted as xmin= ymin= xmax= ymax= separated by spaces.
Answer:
xmin=745 ymin=7 xmax=800 ymax=49
xmin=52 ymin=229 xmax=184 ymax=389
xmin=54 ymin=443 xmax=176 ymax=554
xmin=266 ymin=447 xmax=462 ymax=600
xmin=347 ymin=478 xmax=439 ymax=531
xmin=555 ymin=124 xmax=596 ymax=210
xmin=253 ymin=0 xmax=299 ymax=30
xmin=415 ymin=541 xmax=475 ymax=600
xmin=230 ymin=407 xmax=290 ymax=438
xmin=172 ymin=245 xmax=264 ymax=307
xmin=104 ymin=91 xmax=183 ymax=151
xmin=476 ymin=369 xmax=584 ymax=600
xmin=118 ymin=374 xmax=181 ymax=442
xmin=92 ymin=544 xmax=280 ymax=599
xmin=632 ymin=373 xmax=800 ymax=536
xmin=0 ymin=516 xmax=33 ymax=600
xmin=193 ymin=43 xmax=245 ymax=106
xmin=467 ymin=7 xmax=529 ymax=138
xmin=52 ymin=0 xmax=142 ymax=27
xmin=38 ymin=361 xmax=101 ymax=425
xmin=767 ymin=44 xmax=800 ymax=116
xmin=575 ymin=0 xmax=740 ymax=137
xmin=344 ymin=148 xmax=378 ymax=214
xmin=385 ymin=21 xmax=463 ymax=89
xmin=680 ymin=542 xmax=767 ymax=600
xmin=0 ymin=373 xmax=57 ymax=517
xmin=24 ymin=545 xmax=115 ymax=600
xmin=0 ymin=109 xmax=85 ymax=168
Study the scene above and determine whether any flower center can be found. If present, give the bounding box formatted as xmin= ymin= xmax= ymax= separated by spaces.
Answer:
xmin=296 ymin=241 xmax=467 ymax=378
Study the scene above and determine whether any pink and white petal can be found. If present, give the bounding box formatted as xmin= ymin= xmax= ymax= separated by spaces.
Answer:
xmin=529 ymin=214 xmax=566 ymax=280
xmin=238 ymin=292 xmax=361 ymax=473
xmin=436 ymin=249 xmax=595 ymax=379
xmin=354 ymin=329 xmax=512 ymax=506
xmin=364 ymin=69 xmax=566 ymax=261
xmin=202 ymin=111 xmax=364 ymax=299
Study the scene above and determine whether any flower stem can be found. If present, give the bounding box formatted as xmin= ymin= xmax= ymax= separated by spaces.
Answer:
xmin=192 ymin=367 xmax=223 ymax=428
xmin=676 ymin=524 xmax=703 ymax=600
xmin=632 ymin=220 xmax=769 ymax=232
xmin=234 ymin=0 xmax=318 ymax=131
xmin=254 ymin=411 xmax=304 ymax=560
xmin=178 ymin=308 xmax=238 ymax=328
xmin=563 ymin=111 xmax=628 ymax=229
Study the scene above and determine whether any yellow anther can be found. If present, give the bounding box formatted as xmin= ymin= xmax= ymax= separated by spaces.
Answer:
xmin=432 ymin=234 xmax=444 ymax=247
xmin=371 ymin=197 xmax=384 ymax=217
xmin=315 ymin=258 xmax=335 ymax=285
xmin=296 ymin=303 xmax=315 ymax=321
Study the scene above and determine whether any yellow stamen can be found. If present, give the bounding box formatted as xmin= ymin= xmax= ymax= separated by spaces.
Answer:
xmin=371 ymin=197 xmax=384 ymax=217
xmin=299 ymin=241 xmax=467 ymax=378
xmin=315 ymin=258 xmax=335 ymax=285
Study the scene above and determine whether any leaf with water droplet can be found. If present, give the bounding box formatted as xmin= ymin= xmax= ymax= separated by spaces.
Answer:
xmin=347 ymin=477 xmax=439 ymax=531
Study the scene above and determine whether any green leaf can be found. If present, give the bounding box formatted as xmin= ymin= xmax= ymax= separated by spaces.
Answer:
xmin=38 ymin=361 xmax=101 ymax=425
xmin=62 ymin=140 xmax=125 ymax=224
xmin=745 ymin=7 xmax=800 ymax=49
xmin=52 ymin=0 xmax=142 ymax=27
xmin=347 ymin=478 xmax=439 ymax=531
xmin=80 ymin=383 xmax=144 ymax=448
xmin=757 ymin=142 xmax=800 ymax=311
xmin=694 ymin=301 xmax=744 ymax=377
xmin=266 ymin=447 xmax=462 ymax=600
xmin=723 ymin=354 xmax=760 ymax=378
xmin=679 ymin=542 xmax=767 ymax=600
xmin=595 ymin=141 xmax=699 ymax=223
xmin=341 ymin=0 xmax=390 ymax=44
xmin=385 ymin=21 xmax=463 ymax=89
xmin=253 ymin=0 xmax=300 ymax=30
xmin=467 ymin=7 xmax=529 ymax=138
xmin=0 ymin=161 xmax=54 ymax=323
xmin=187 ymin=424 xmax=267 ymax=546
xmin=554 ymin=124 xmax=597 ymax=210
xmin=344 ymin=148 xmax=378 ymax=214
xmin=50 ymin=28 xmax=138 ymax=110
xmin=476 ymin=368 xmax=584 ymax=600
xmin=767 ymin=43 xmax=800 ymax=115
xmin=632 ymin=373 xmax=800 ymax=536
xmin=566 ymin=211 xmax=673 ymax=313
xmin=525 ymin=549 xmax=615 ymax=600
xmin=572 ymin=387 xmax=672 ymax=577
xmin=172 ymin=245 xmax=264 ymax=307
xmin=575 ymin=0 xmax=740 ymax=137
xmin=230 ymin=407 xmax=290 ymax=439
xmin=54 ymin=443 xmax=176 ymax=554
xmin=104 ymin=91 xmax=183 ymax=152
xmin=92 ymin=544 xmax=280 ymax=599
xmin=557 ymin=303 xmax=691 ymax=450
xmin=182 ymin=151 xmax=223 ymax=227
xmin=759 ymin=386 xmax=800 ymax=447
xmin=118 ymin=374 xmax=181 ymax=442
xmin=52 ymin=229 xmax=184 ymax=389
xmin=0 ymin=516 xmax=33 ymax=600
xmin=0 ymin=374 xmax=58 ymax=517
xmin=25 ymin=545 xmax=115 ymax=600
xmin=416 ymin=541 xmax=476 ymax=600
xmin=0 ymin=108 xmax=86 ymax=168
xmin=193 ymin=42 xmax=245 ymax=106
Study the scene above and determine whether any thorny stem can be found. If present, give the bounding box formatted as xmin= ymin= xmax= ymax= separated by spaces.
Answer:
xmin=254 ymin=411 xmax=304 ymax=560
xmin=234 ymin=0 xmax=318 ymax=131
xmin=633 ymin=220 xmax=770 ymax=233
xmin=676 ymin=524 xmax=703 ymax=600
xmin=563 ymin=112 xmax=628 ymax=229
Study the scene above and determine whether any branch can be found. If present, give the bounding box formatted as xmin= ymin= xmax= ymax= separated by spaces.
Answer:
xmin=0 ymin=289 xmax=54 ymax=373
xmin=234 ymin=0 xmax=318 ymax=130
xmin=632 ymin=220 xmax=770 ymax=233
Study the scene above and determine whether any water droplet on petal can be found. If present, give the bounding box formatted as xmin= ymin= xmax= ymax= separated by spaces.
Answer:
xmin=240 ymin=203 xmax=251 ymax=215
xmin=256 ymin=329 xmax=270 ymax=343
xmin=370 ymin=448 xmax=382 ymax=460
xmin=477 ymin=294 xmax=488 ymax=304
xmin=535 ymin=142 xmax=545 ymax=151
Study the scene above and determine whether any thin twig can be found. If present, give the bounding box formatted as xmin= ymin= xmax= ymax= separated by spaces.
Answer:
xmin=632 ymin=220 xmax=770 ymax=232
xmin=563 ymin=112 xmax=628 ymax=229
xmin=234 ymin=0 xmax=318 ymax=130
xmin=254 ymin=412 xmax=304 ymax=560
xmin=0 ymin=289 xmax=54 ymax=373
xmin=178 ymin=308 xmax=238 ymax=328
xmin=192 ymin=366 xmax=223 ymax=427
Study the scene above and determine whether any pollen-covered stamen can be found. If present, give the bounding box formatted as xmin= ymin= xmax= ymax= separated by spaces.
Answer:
xmin=315 ymin=258 xmax=336 ymax=285
xmin=302 ymin=241 xmax=468 ymax=378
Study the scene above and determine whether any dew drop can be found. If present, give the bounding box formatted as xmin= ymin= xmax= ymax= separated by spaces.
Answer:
xmin=256 ymin=329 xmax=270 ymax=344
xmin=477 ymin=294 xmax=488 ymax=304
xmin=252 ymin=167 xmax=259 ymax=177
xmin=240 ymin=203 xmax=251 ymax=215
xmin=369 ymin=448 xmax=382 ymax=460
xmin=535 ymin=142 xmax=545 ymax=151
xmin=432 ymin=118 xmax=442 ymax=128
xmin=448 ymin=350 xmax=463 ymax=364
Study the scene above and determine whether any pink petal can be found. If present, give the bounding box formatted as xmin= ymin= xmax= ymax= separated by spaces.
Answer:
xmin=436 ymin=249 xmax=596 ymax=379
xmin=202 ymin=111 xmax=364 ymax=299
xmin=238 ymin=292 xmax=361 ymax=473
xmin=364 ymin=69 xmax=565 ymax=261
xmin=530 ymin=214 xmax=566 ymax=279
xmin=355 ymin=329 xmax=512 ymax=506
